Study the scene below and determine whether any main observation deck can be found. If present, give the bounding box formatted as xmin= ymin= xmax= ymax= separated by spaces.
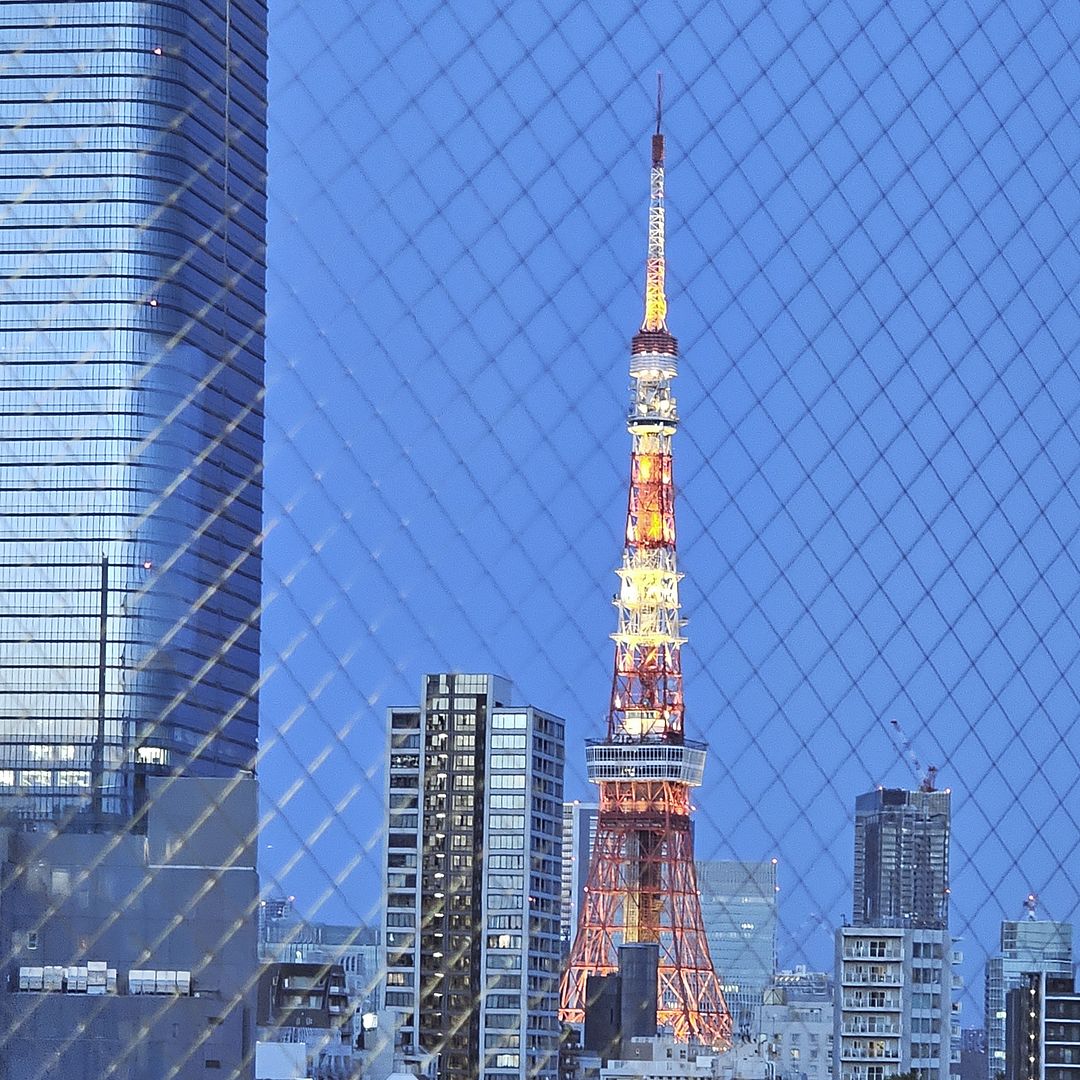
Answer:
xmin=585 ymin=738 xmax=707 ymax=786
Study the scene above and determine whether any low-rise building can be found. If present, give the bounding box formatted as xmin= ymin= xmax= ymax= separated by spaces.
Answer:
xmin=0 ymin=776 xmax=259 ymax=1078
xmin=585 ymin=1038 xmax=772 ymax=1080
xmin=760 ymin=967 xmax=832 ymax=1080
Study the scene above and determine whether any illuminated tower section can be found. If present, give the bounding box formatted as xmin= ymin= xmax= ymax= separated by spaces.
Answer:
xmin=560 ymin=91 xmax=731 ymax=1047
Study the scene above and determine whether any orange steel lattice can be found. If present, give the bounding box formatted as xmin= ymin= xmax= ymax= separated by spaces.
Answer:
xmin=559 ymin=89 xmax=731 ymax=1048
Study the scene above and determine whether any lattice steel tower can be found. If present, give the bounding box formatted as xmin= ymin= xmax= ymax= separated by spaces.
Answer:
xmin=560 ymin=86 xmax=731 ymax=1046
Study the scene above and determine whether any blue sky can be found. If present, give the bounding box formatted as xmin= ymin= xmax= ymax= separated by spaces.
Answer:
xmin=257 ymin=0 xmax=1080 ymax=1005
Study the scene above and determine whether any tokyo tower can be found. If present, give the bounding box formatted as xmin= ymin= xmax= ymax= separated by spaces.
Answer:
xmin=559 ymin=83 xmax=732 ymax=1047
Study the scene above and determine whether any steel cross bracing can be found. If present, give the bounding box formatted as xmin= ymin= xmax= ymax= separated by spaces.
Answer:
xmin=559 ymin=100 xmax=731 ymax=1048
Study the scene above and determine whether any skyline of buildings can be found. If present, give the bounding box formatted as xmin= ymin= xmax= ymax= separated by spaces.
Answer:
xmin=0 ymin=0 xmax=1078 ymax=1070
xmin=0 ymin=0 xmax=267 ymax=824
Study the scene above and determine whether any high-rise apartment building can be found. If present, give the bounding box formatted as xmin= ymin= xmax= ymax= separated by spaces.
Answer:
xmin=985 ymin=912 xmax=1072 ymax=1076
xmin=561 ymin=801 xmax=598 ymax=952
xmin=836 ymin=787 xmax=954 ymax=1080
xmin=696 ymin=860 xmax=778 ymax=1037
xmin=0 ymin=0 xmax=267 ymax=822
xmin=382 ymin=673 xmax=565 ymax=1080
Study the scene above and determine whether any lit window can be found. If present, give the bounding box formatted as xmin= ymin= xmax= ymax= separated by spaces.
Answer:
xmin=56 ymin=771 xmax=90 ymax=788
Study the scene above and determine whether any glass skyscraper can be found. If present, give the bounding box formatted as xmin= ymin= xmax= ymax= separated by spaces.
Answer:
xmin=853 ymin=788 xmax=951 ymax=930
xmin=0 ymin=0 xmax=266 ymax=821
xmin=985 ymin=916 xmax=1072 ymax=1076
xmin=695 ymin=859 xmax=778 ymax=1038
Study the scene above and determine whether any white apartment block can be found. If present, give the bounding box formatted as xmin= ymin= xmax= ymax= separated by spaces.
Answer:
xmin=834 ymin=926 xmax=952 ymax=1080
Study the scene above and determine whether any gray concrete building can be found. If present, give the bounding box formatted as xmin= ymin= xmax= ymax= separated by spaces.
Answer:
xmin=0 ymin=775 xmax=259 ymax=1078
xmin=761 ymin=967 xmax=833 ymax=1080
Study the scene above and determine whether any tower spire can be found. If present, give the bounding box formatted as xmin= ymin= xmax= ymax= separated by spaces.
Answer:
xmin=640 ymin=73 xmax=670 ymax=336
xmin=560 ymin=86 xmax=731 ymax=1047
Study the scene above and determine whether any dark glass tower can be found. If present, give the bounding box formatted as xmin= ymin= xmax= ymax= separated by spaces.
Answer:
xmin=853 ymin=787 xmax=951 ymax=930
xmin=0 ymin=0 xmax=267 ymax=821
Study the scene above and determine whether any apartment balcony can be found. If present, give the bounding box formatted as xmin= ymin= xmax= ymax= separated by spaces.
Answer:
xmin=842 ymin=997 xmax=901 ymax=1011
xmin=842 ymin=1023 xmax=901 ymax=1036
xmin=840 ymin=1046 xmax=901 ymax=1061
xmin=843 ymin=947 xmax=903 ymax=960
xmin=842 ymin=971 xmax=902 ymax=986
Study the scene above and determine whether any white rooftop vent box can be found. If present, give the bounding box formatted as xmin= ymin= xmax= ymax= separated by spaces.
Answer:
xmin=106 ymin=969 xmax=118 ymax=993
xmin=43 ymin=966 xmax=64 ymax=991
xmin=177 ymin=971 xmax=192 ymax=995
xmin=19 ymin=967 xmax=43 ymax=991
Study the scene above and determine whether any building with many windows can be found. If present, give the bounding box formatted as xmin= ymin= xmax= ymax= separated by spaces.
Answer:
xmin=1005 ymin=973 xmax=1080 ymax=1080
xmin=761 ymin=967 xmax=833 ymax=1080
xmin=985 ymin=912 xmax=1072 ymax=1077
xmin=0 ymin=776 xmax=259 ymax=1077
xmin=561 ymin=801 xmax=598 ymax=954
xmin=696 ymin=859 xmax=778 ymax=1039
xmin=382 ymin=673 xmax=565 ymax=1080
xmin=835 ymin=925 xmax=954 ymax=1080
xmin=0 ymin=0 xmax=267 ymax=822
xmin=836 ymin=786 xmax=955 ymax=1080
xmin=853 ymin=788 xmax=951 ymax=930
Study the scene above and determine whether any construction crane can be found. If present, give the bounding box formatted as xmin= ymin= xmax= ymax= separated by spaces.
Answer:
xmin=887 ymin=718 xmax=939 ymax=792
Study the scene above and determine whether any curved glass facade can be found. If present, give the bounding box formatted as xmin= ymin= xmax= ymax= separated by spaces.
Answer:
xmin=0 ymin=0 xmax=266 ymax=820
